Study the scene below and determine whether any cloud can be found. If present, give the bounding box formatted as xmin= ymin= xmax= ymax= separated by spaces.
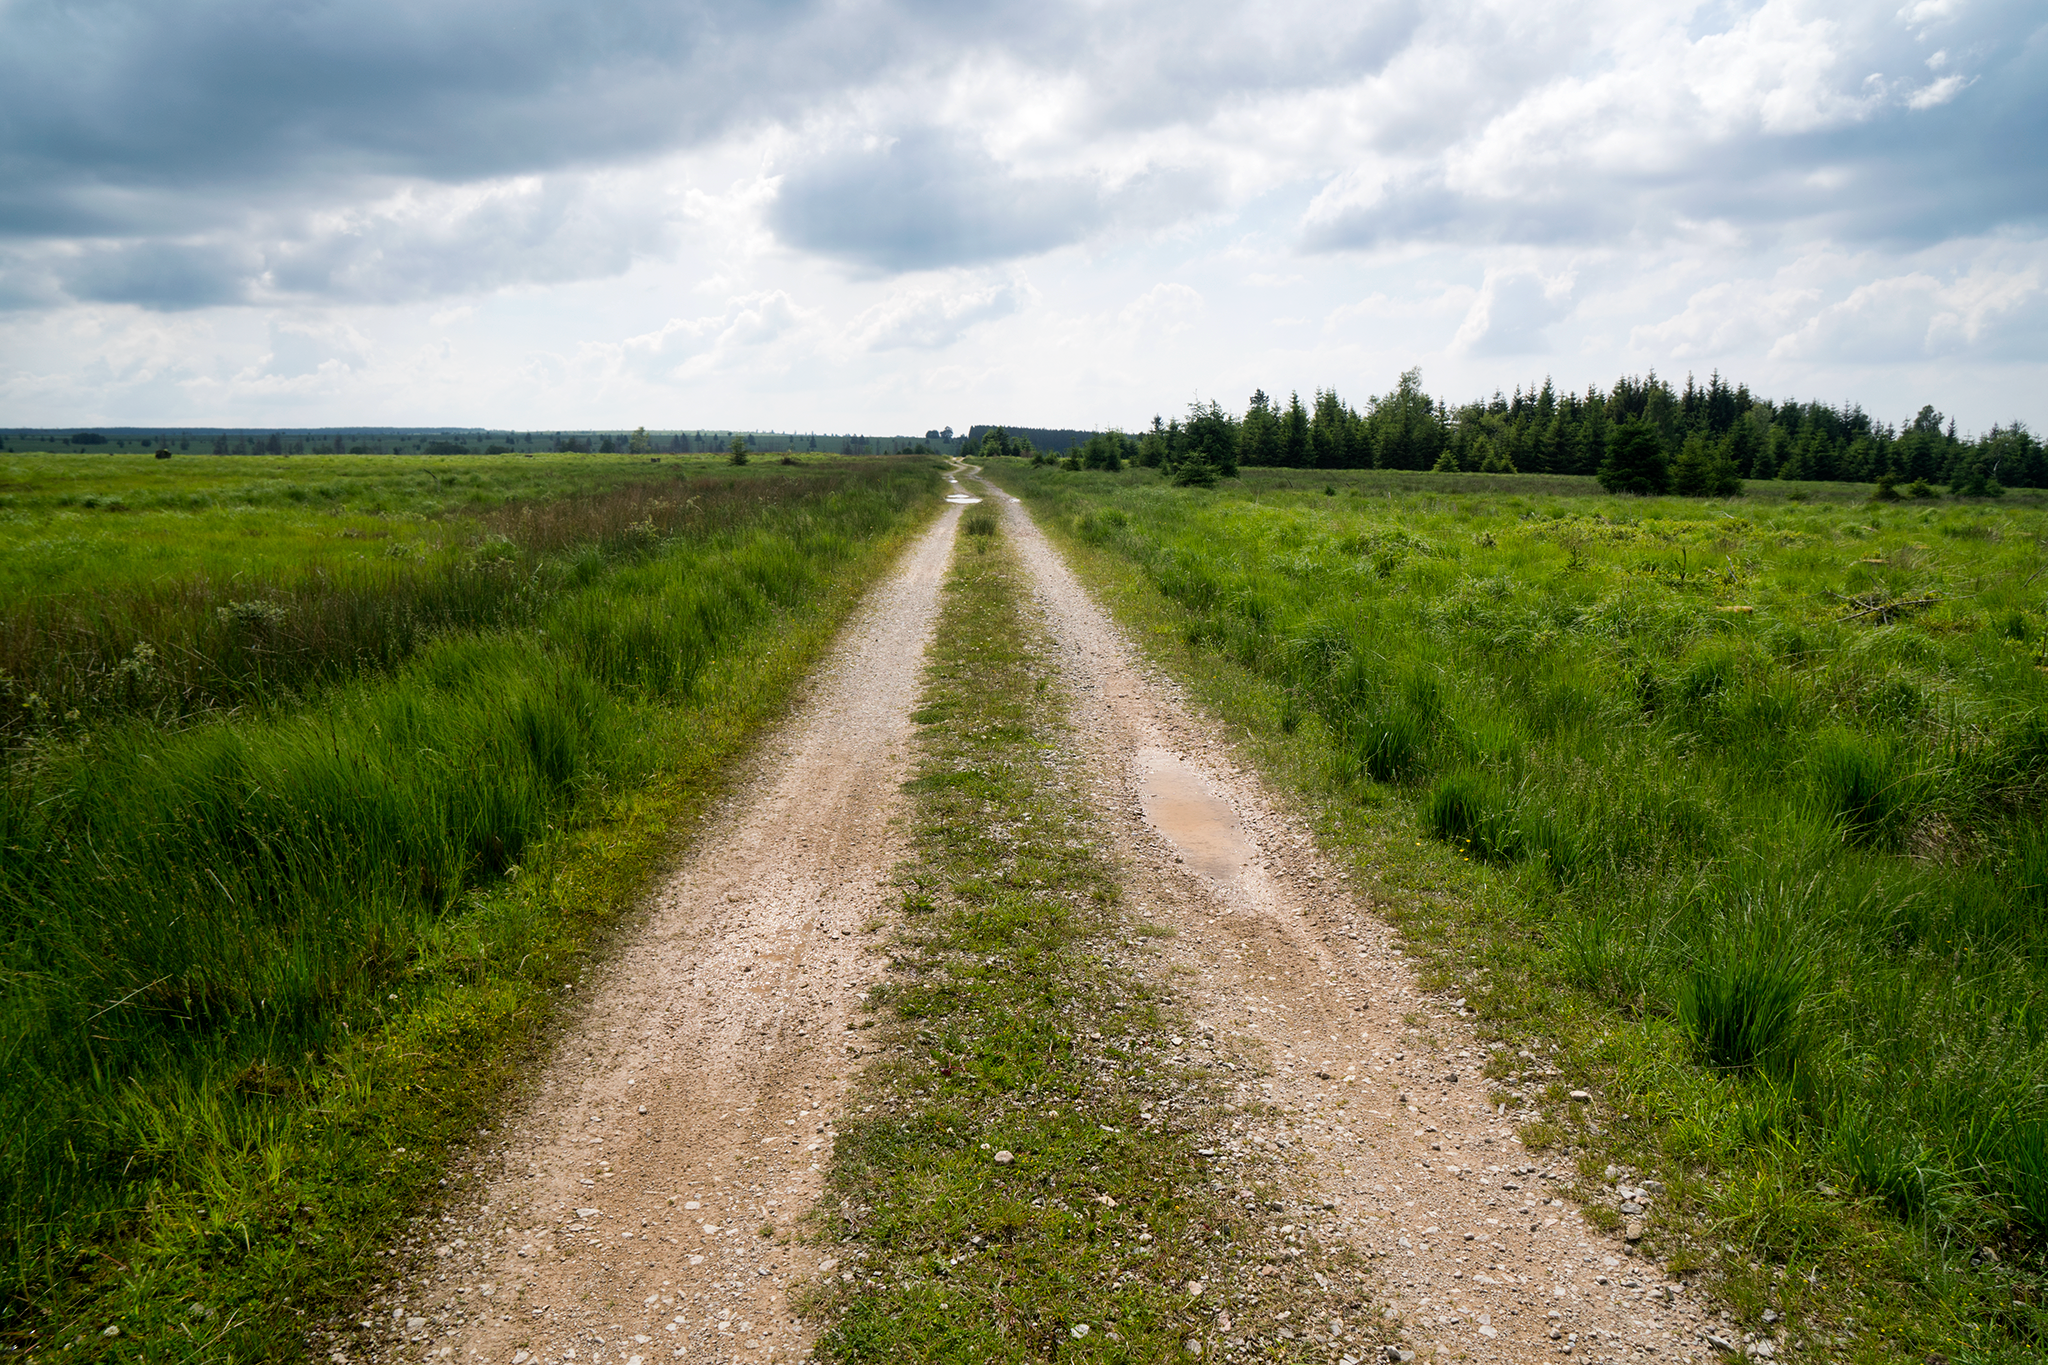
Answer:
xmin=59 ymin=240 xmax=257 ymax=310
xmin=1769 ymin=264 xmax=2047 ymax=362
xmin=849 ymin=277 xmax=1029 ymax=350
xmin=0 ymin=0 xmax=878 ymax=237
xmin=1451 ymin=269 xmax=1573 ymax=355
xmin=1118 ymin=283 xmax=1206 ymax=335
xmin=266 ymin=175 xmax=675 ymax=303
xmin=618 ymin=291 xmax=822 ymax=380
xmin=769 ymin=130 xmax=1106 ymax=273
xmin=0 ymin=0 xmax=2044 ymax=432
xmin=1302 ymin=0 xmax=2048 ymax=254
xmin=1628 ymin=279 xmax=1823 ymax=359
xmin=260 ymin=321 xmax=371 ymax=380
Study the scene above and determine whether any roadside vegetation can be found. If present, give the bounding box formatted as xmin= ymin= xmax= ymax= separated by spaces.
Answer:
xmin=818 ymin=521 xmax=1351 ymax=1363
xmin=1 ymin=453 xmax=939 ymax=1359
xmin=987 ymin=460 xmax=2048 ymax=1362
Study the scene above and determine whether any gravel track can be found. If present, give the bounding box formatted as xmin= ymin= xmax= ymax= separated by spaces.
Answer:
xmin=328 ymin=472 xmax=1732 ymax=1365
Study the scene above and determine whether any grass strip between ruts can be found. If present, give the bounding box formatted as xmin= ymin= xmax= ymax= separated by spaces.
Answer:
xmin=811 ymin=521 xmax=1331 ymax=1363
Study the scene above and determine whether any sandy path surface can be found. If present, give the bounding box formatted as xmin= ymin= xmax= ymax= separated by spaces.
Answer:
xmin=974 ymin=468 xmax=1724 ymax=1365
xmin=335 ymin=504 xmax=961 ymax=1365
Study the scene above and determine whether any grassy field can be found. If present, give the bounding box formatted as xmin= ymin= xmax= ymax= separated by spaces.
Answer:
xmin=1 ymin=452 xmax=940 ymax=1359
xmin=0 ymin=450 xmax=726 ymax=592
xmin=985 ymin=460 xmax=2048 ymax=1362
xmin=0 ymin=451 xmax=857 ymax=742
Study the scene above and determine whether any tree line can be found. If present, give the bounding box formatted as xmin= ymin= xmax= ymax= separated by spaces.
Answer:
xmin=964 ymin=370 xmax=2042 ymax=496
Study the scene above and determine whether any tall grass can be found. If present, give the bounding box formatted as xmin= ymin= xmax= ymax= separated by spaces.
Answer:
xmin=0 ymin=466 xmax=886 ymax=743
xmin=0 ymin=461 xmax=935 ymax=1345
xmin=1019 ymin=464 xmax=2048 ymax=1263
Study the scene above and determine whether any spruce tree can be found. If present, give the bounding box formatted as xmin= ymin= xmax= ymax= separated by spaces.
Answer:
xmin=1597 ymin=418 xmax=1669 ymax=494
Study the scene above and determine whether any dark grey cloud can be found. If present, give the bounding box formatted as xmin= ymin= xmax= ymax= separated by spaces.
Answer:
xmin=769 ymin=131 xmax=1107 ymax=272
xmin=59 ymin=241 xmax=256 ymax=310
xmin=1 ymin=0 xmax=2042 ymax=315
xmin=0 ymin=0 xmax=845 ymax=237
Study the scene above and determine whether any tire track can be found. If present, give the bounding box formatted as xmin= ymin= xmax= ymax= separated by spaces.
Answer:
xmin=333 ymin=503 xmax=961 ymax=1365
xmin=975 ymin=467 xmax=1720 ymax=1365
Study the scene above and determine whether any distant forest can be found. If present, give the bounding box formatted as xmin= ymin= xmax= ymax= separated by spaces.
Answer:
xmin=964 ymin=370 xmax=2042 ymax=496
xmin=0 ymin=429 xmax=932 ymax=458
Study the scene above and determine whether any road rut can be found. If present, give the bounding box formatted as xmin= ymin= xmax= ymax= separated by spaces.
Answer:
xmin=976 ymin=468 xmax=1719 ymax=1365
xmin=337 ymin=504 xmax=960 ymax=1365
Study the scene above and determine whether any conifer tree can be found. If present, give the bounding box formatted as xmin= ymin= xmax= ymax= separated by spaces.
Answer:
xmin=1597 ymin=417 xmax=1668 ymax=494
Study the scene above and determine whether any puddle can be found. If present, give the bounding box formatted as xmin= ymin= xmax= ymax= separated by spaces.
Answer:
xmin=945 ymin=493 xmax=983 ymax=504
xmin=1133 ymin=747 xmax=1254 ymax=882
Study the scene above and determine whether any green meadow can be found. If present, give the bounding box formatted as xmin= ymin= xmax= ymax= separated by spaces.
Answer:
xmin=0 ymin=450 xmax=852 ymax=741
xmin=0 ymin=451 xmax=938 ymax=1357
xmin=991 ymin=461 xmax=2048 ymax=1361
xmin=0 ymin=450 xmax=705 ymax=593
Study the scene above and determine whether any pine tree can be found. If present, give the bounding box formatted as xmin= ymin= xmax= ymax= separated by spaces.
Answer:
xmin=1597 ymin=418 xmax=1668 ymax=494
xmin=728 ymin=434 xmax=750 ymax=466
xmin=1171 ymin=447 xmax=1219 ymax=486
xmin=1670 ymin=435 xmax=1739 ymax=495
xmin=1242 ymin=390 xmax=1281 ymax=466
xmin=1282 ymin=392 xmax=1310 ymax=467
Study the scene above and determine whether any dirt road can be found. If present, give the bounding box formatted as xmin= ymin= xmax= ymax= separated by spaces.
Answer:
xmin=334 ymin=471 xmax=1723 ymax=1365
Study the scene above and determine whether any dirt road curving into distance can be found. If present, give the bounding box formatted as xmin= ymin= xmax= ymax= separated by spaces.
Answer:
xmin=333 ymin=465 xmax=1721 ymax=1365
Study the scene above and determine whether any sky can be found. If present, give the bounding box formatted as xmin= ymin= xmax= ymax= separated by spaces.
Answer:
xmin=0 ymin=0 xmax=2042 ymax=435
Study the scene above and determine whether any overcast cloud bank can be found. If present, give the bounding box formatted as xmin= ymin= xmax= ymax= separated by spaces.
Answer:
xmin=0 ymin=0 xmax=2041 ymax=430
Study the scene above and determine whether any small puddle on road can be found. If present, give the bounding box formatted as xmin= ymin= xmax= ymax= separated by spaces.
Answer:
xmin=945 ymin=493 xmax=982 ymax=504
xmin=1133 ymin=747 xmax=1254 ymax=882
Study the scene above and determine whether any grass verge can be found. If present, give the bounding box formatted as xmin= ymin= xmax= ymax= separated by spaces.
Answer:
xmin=8 ymin=464 xmax=938 ymax=1361
xmin=983 ymin=461 xmax=2048 ymax=1364
xmin=812 ymin=522 xmax=1379 ymax=1364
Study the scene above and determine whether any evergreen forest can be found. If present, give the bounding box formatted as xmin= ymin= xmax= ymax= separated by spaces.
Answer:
xmin=965 ymin=369 xmax=2042 ymax=497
